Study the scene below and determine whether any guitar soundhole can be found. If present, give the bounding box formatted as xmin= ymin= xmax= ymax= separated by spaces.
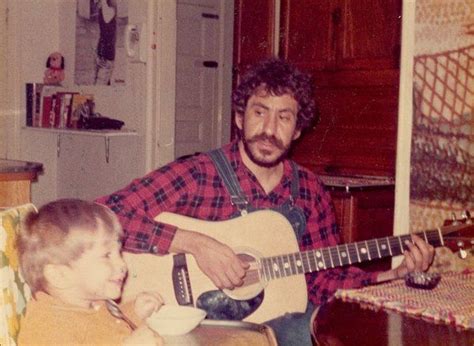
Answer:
xmin=196 ymin=290 xmax=264 ymax=320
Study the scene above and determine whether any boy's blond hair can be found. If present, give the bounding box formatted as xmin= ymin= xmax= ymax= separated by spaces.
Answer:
xmin=17 ymin=199 xmax=123 ymax=294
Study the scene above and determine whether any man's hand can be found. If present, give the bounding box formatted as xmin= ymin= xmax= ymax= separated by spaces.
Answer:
xmin=171 ymin=229 xmax=249 ymax=289
xmin=377 ymin=234 xmax=435 ymax=282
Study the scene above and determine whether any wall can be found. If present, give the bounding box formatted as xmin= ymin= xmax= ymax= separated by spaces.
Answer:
xmin=0 ymin=0 xmax=7 ymax=158
xmin=6 ymin=0 xmax=150 ymax=206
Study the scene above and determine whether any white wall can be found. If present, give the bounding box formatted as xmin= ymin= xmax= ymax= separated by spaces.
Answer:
xmin=0 ymin=0 xmax=8 ymax=158
xmin=6 ymin=0 xmax=151 ymax=206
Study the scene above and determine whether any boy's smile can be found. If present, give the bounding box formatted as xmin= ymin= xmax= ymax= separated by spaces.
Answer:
xmin=63 ymin=225 xmax=127 ymax=308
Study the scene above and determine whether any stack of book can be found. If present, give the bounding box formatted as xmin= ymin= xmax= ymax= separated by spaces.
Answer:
xmin=26 ymin=83 xmax=94 ymax=129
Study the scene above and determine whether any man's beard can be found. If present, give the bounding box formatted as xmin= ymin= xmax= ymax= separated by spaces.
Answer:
xmin=241 ymin=130 xmax=291 ymax=168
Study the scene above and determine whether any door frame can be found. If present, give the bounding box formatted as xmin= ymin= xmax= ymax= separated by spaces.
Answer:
xmin=151 ymin=0 xmax=234 ymax=169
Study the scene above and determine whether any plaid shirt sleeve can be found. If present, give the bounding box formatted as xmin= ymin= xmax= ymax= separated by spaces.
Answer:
xmin=95 ymin=159 xmax=199 ymax=255
xmin=300 ymin=173 xmax=380 ymax=306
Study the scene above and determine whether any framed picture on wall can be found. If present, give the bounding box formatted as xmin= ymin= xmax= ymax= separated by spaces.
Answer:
xmin=74 ymin=0 xmax=129 ymax=86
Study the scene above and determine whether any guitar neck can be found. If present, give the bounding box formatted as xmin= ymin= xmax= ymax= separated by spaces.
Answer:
xmin=259 ymin=229 xmax=444 ymax=281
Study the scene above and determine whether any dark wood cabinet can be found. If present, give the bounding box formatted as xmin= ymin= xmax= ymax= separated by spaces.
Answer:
xmin=280 ymin=0 xmax=402 ymax=177
xmin=280 ymin=0 xmax=401 ymax=72
xmin=322 ymin=175 xmax=395 ymax=271
xmin=233 ymin=0 xmax=276 ymax=86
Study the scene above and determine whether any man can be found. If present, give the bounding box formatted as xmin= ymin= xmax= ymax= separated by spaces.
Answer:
xmin=97 ymin=58 xmax=434 ymax=345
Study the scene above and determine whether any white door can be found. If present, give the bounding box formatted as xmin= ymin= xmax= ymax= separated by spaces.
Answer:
xmin=175 ymin=0 xmax=220 ymax=158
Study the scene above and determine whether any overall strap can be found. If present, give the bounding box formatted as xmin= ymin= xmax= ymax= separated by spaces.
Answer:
xmin=289 ymin=160 xmax=300 ymax=203
xmin=207 ymin=149 xmax=249 ymax=213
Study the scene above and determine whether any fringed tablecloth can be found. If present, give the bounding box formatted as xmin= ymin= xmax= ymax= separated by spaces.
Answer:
xmin=335 ymin=269 xmax=474 ymax=329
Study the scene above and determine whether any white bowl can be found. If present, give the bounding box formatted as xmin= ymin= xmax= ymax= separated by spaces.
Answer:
xmin=146 ymin=305 xmax=206 ymax=335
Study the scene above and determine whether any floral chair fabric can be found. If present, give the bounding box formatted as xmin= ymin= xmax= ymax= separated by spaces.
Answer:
xmin=0 ymin=204 xmax=36 ymax=346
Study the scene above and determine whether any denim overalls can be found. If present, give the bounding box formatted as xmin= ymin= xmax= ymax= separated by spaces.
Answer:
xmin=204 ymin=149 xmax=316 ymax=345
xmin=208 ymin=148 xmax=307 ymax=240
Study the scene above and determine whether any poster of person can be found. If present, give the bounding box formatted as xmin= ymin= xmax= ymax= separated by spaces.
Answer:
xmin=75 ymin=0 xmax=128 ymax=86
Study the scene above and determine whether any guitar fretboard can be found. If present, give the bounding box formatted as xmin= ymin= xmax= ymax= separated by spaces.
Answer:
xmin=259 ymin=229 xmax=444 ymax=281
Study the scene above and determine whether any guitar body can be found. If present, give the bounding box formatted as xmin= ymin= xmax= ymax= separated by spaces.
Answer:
xmin=122 ymin=210 xmax=308 ymax=323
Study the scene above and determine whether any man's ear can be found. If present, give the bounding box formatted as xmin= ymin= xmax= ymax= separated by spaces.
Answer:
xmin=235 ymin=113 xmax=244 ymax=130
xmin=292 ymin=128 xmax=301 ymax=141
xmin=44 ymin=264 xmax=74 ymax=290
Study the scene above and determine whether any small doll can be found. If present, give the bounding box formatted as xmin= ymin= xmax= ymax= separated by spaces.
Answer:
xmin=44 ymin=52 xmax=65 ymax=85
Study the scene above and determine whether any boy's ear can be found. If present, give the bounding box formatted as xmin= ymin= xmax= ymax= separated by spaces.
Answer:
xmin=43 ymin=264 xmax=73 ymax=289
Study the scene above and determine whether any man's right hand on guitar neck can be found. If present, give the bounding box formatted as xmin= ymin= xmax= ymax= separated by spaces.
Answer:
xmin=170 ymin=229 xmax=249 ymax=289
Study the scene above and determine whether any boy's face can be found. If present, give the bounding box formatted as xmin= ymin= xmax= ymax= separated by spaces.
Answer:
xmin=66 ymin=226 xmax=127 ymax=305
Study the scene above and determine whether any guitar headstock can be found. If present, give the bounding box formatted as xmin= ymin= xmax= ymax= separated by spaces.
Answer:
xmin=442 ymin=210 xmax=473 ymax=258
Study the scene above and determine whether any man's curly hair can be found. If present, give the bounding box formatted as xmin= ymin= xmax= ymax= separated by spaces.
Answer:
xmin=232 ymin=58 xmax=317 ymax=131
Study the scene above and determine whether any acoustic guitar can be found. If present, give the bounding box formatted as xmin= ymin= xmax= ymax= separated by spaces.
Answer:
xmin=122 ymin=210 xmax=473 ymax=323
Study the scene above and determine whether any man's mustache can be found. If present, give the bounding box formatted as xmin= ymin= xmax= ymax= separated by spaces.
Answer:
xmin=246 ymin=133 xmax=285 ymax=150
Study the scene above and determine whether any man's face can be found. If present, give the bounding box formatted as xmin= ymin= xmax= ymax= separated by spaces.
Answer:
xmin=236 ymin=90 xmax=301 ymax=168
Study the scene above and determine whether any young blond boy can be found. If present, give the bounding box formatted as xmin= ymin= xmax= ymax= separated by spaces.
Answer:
xmin=17 ymin=199 xmax=163 ymax=345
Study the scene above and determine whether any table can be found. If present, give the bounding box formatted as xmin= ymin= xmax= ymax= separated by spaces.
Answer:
xmin=0 ymin=159 xmax=42 ymax=207
xmin=162 ymin=320 xmax=277 ymax=346
xmin=313 ymin=298 xmax=474 ymax=346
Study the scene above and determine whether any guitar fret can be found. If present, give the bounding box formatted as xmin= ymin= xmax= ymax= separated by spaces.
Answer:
xmin=309 ymin=250 xmax=318 ymax=272
xmin=437 ymin=228 xmax=444 ymax=246
xmin=276 ymin=256 xmax=285 ymax=278
xmin=269 ymin=257 xmax=279 ymax=279
xmin=267 ymin=257 xmax=275 ymax=280
xmin=302 ymin=251 xmax=311 ymax=273
xmin=365 ymin=240 xmax=372 ymax=260
xmin=324 ymin=247 xmax=334 ymax=268
xmin=375 ymin=239 xmax=382 ymax=258
xmin=345 ymin=244 xmax=352 ymax=265
xmin=336 ymin=246 xmax=343 ymax=266
xmin=386 ymin=237 xmax=393 ymax=256
xmin=262 ymin=258 xmax=270 ymax=281
xmin=289 ymin=253 xmax=297 ymax=275
xmin=398 ymin=236 xmax=404 ymax=253
xmin=356 ymin=242 xmax=368 ymax=262
xmin=330 ymin=247 xmax=339 ymax=268
xmin=296 ymin=253 xmax=305 ymax=274
xmin=282 ymin=254 xmax=291 ymax=277
xmin=354 ymin=243 xmax=361 ymax=263
xmin=321 ymin=248 xmax=334 ymax=268
xmin=313 ymin=249 xmax=324 ymax=270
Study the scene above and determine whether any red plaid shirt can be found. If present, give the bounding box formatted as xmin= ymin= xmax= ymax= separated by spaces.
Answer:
xmin=96 ymin=140 xmax=379 ymax=305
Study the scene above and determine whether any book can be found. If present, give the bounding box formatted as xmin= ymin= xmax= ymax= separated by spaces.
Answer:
xmin=39 ymin=86 xmax=57 ymax=128
xmin=25 ymin=83 xmax=34 ymax=126
xmin=70 ymin=94 xmax=94 ymax=129
xmin=33 ymin=84 xmax=45 ymax=127
xmin=54 ymin=92 xmax=77 ymax=128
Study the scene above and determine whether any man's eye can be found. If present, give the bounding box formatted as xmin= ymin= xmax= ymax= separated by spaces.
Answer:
xmin=104 ymin=252 xmax=112 ymax=258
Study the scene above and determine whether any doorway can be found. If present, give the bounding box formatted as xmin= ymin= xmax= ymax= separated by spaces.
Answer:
xmin=175 ymin=0 xmax=233 ymax=158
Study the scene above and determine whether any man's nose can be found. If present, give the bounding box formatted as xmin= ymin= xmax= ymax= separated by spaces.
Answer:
xmin=263 ymin=113 xmax=278 ymax=135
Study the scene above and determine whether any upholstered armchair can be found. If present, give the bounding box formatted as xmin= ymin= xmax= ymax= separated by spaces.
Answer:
xmin=0 ymin=204 xmax=36 ymax=346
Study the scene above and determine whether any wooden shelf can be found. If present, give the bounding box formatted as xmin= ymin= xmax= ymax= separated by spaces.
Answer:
xmin=22 ymin=126 xmax=137 ymax=137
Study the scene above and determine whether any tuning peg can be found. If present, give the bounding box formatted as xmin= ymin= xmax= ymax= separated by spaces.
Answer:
xmin=457 ymin=240 xmax=467 ymax=259
xmin=461 ymin=210 xmax=471 ymax=223
xmin=451 ymin=212 xmax=459 ymax=225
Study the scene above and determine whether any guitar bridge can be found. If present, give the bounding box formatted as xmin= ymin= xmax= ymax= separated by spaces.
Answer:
xmin=172 ymin=254 xmax=194 ymax=306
